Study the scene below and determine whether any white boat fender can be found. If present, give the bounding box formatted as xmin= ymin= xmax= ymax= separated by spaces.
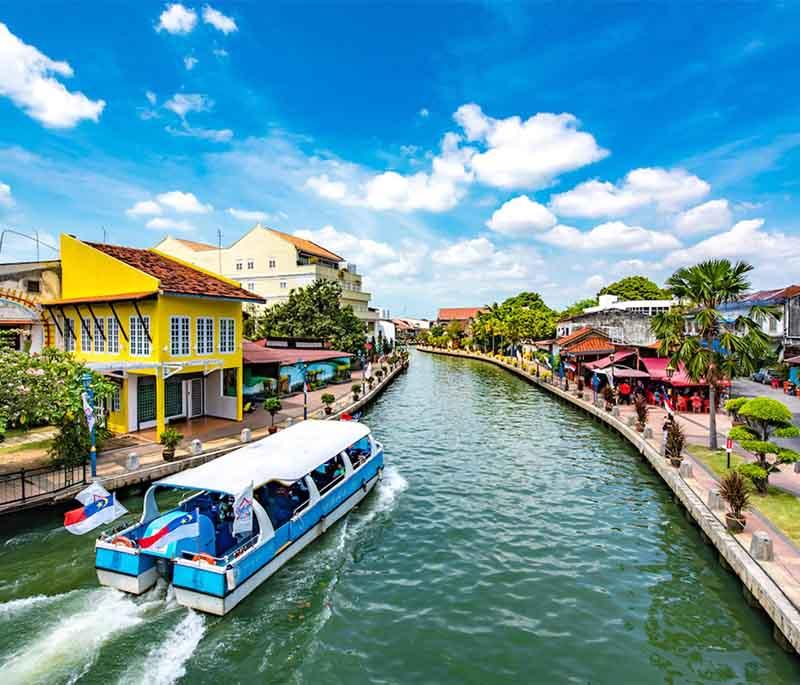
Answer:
xmin=321 ymin=515 xmax=328 ymax=533
xmin=361 ymin=479 xmax=368 ymax=493
xmin=378 ymin=466 xmax=384 ymax=481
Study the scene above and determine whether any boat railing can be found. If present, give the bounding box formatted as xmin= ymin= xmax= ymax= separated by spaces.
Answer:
xmin=318 ymin=473 xmax=346 ymax=497
xmin=292 ymin=499 xmax=311 ymax=518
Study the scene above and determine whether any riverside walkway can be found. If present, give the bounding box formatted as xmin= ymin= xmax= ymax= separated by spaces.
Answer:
xmin=419 ymin=346 xmax=800 ymax=655
xmin=0 ymin=359 xmax=407 ymax=514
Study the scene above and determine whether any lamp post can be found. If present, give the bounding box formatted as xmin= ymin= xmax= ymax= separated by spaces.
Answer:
xmin=609 ymin=352 xmax=616 ymax=391
xmin=298 ymin=358 xmax=308 ymax=421
xmin=81 ymin=372 xmax=97 ymax=478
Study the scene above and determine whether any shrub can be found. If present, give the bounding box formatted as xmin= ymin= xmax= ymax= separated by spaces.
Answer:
xmin=737 ymin=462 xmax=769 ymax=494
xmin=727 ymin=425 xmax=756 ymax=441
xmin=665 ymin=420 xmax=686 ymax=460
xmin=719 ymin=470 xmax=750 ymax=518
xmin=264 ymin=397 xmax=282 ymax=427
xmin=49 ymin=417 xmax=111 ymax=466
xmin=724 ymin=397 xmax=750 ymax=421
xmin=602 ymin=384 xmax=615 ymax=404
xmin=634 ymin=396 xmax=649 ymax=428
xmin=739 ymin=397 xmax=797 ymax=440
xmin=351 ymin=383 xmax=362 ymax=394
xmin=321 ymin=393 xmax=335 ymax=406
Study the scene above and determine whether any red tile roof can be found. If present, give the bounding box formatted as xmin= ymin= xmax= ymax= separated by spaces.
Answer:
xmin=86 ymin=242 xmax=264 ymax=302
xmin=556 ymin=326 xmax=592 ymax=346
xmin=437 ymin=307 xmax=486 ymax=321
xmin=566 ymin=336 xmax=616 ymax=354
xmin=269 ymin=229 xmax=343 ymax=263
xmin=243 ymin=341 xmax=351 ymax=365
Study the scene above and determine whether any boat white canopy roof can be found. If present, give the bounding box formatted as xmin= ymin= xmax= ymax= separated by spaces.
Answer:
xmin=155 ymin=420 xmax=371 ymax=494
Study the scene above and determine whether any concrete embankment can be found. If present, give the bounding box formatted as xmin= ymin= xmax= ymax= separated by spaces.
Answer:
xmin=418 ymin=346 xmax=800 ymax=656
xmin=0 ymin=360 xmax=408 ymax=516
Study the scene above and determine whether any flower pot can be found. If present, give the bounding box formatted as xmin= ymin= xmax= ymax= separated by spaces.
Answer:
xmin=669 ymin=456 xmax=683 ymax=468
xmin=268 ymin=425 xmax=278 ymax=435
xmin=324 ymin=406 xmax=333 ymax=415
xmin=162 ymin=447 xmax=176 ymax=462
xmin=725 ymin=513 xmax=746 ymax=533
xmin=353 ymin=394 xmax=360 ymax=401
xmin=636 ymin=424 xmax=645 ymax=433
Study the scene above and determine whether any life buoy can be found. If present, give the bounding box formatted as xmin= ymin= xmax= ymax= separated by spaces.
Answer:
xmin=192 ymin=553 xmax=216 ymax=565
xmin=112 ymin=536 xmax=135 ymax=548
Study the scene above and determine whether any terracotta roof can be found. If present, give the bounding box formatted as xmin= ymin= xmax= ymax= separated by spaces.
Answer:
xmin=85 ymin=242 xmax=265 ymax=302
xmin=556 ymin=326 xmax=593 ymax=346
xmin=735 ymin=284 xmax=800 ymax=305
xmin=565 ymin=336 xmax=616 ymax=355
xmin=268 ymin=228 xmax=343 ymax=263
xmin=243 ymin=341 xmax=351 ymax=365
xmin=437 ymin=307 xmax=486 ymax=321
xmin=173 ymin=238 xmax=218 ymax=252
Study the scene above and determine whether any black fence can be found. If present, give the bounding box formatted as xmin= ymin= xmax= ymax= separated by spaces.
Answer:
xmin=0 ymin=462 xmax=88 ymax=507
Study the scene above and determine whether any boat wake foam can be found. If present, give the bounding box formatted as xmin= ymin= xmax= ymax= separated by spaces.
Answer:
xmin=1 ymin=588 xmax=145 ymax=684
xmin=120 ymin=609 xmax=206 ymax=685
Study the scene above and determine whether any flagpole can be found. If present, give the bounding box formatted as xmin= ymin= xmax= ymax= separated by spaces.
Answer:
xmin=82 ymin=372 xmax=97 ymax=478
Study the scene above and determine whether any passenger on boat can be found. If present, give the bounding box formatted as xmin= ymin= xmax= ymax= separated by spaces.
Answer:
xmin=264 ymin=484 xmax=294 ymax=529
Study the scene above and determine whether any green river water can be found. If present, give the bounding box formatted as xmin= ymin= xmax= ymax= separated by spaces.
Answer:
xmin=1 ymin=350 xmax=800 ymax=684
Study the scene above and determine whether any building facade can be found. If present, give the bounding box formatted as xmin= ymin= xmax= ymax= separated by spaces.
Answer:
xmin=44 ymin=235 xmax=263 ymax=435
xmin=436 ymin=307 xmax=487 ymax=331
xmin=155 ymin=226 xmax=377 ymax=335
xmin=719 ymin=285 xmax=800 ymax=350
xmin=0 ymin=260 xmax=61 ymax=352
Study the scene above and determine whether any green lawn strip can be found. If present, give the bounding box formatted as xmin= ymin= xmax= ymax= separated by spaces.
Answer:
xmin=688 ymin=445 xmax=800 ymax=547
xmin=0 ymin=438 xmax=53 ymax=456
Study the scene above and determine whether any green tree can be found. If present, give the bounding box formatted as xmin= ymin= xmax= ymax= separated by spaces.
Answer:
xmin=651 ymin=259 xmax=773 ymax=449
xmin=599 ymin=275 xmax=670 ymax=301
xmin=559 ymin=297 xmax=599 ymax=320
xmin=256 ymin=280 xmax=366 ymax=354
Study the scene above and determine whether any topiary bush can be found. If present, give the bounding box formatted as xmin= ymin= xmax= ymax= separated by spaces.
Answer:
xmin=724 ymin=397 xmax=750 ymax=423
xmin=737 ymin=462 xmax=769 ymax=494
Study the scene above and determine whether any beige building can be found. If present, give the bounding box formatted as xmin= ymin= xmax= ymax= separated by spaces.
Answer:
xmin=0 ymin=260 xmax=61 ymax=352
xmin=155 ymin=226 xmax=377 ymax=335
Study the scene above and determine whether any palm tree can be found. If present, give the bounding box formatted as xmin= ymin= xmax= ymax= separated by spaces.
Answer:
xmin=651 ymin=259 xmax=773 ymax=450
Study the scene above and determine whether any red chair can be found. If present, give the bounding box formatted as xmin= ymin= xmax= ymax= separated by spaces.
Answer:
xmin=691 ymin=397 xmax=702 ymax=413
xmin=703 ymin=399 xmax=710 ymax=413
xmin=676 ymin=396 xmax=688 ymax=413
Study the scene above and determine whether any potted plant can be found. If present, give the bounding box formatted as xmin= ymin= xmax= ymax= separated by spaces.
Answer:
xmin=264 ymin=397 xmax=282 ymax=434
xmin=159 ymin=426 xmax=183 ymax=461
xmin=375 ymin=368 xmax=385 ymax=382
xmin=665 ymin=420 xmax=685 ymax=466
xmin=634 ymin=396 xmax=648 ymax=432
xmin=321 ymin=393 xmax=335 ymax=415
xmin=576 ymin=378 xmax=584 ymax=399
xmin=352 ymin=383 xmax=361 ymax=401
xmin=602 ymin=384 xmax=615 ymax=411
xmin=367 ymin=377 xmax=375 ymax=390
xmin=719 ymin=469 xmax=750 ymax=533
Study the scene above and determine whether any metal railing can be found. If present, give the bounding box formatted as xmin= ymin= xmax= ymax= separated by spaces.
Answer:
xmin=0 ymin=462 xmax=87 ymax=506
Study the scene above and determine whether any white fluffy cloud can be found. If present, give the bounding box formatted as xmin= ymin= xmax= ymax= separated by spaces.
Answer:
xmin=294 ymin=225 xmax=424 ymax=279
xmin=0 ymin=182 xmax=13 ymax=207
xmin=674 ymin=199 xmax=732 ymax=235
xmin=146 ymin=217 xmax=195 ymax=232
xmin=305 ymin=174 xmax=347 ymax=201
xmin=227 ymin=208 xmax=269 ymax=222
xmin=538 ymin=221 xmax=681 ymax=252
xmin=0 ymin=22 xmax=105 ymax=128
xmin=664 ymin=218 xmax=800 ymax=267
xmin=156 ymin=190 xmax=212 ymax=213
xmin=486 ymin=195 xmax=556 ymax=236
xmin=145 ymin=91 xmax=157 ymax=105
xmin=126 ymin=200 xmax=162 ymax=217
xmin=550 ymin=167 xmax=710 ymax=218
xmin=164 ymin=93 xmax=211 ymax=118
xmin=431 ymin=236 xmax=495 ymax=266
xmin=454 ymin=104 xmax=608 ymax=190
xmin=584 ymin=274 xmax=604 ymax=291
xmin=430 ymin=236 xmax=539 ymax=290
xmin=156 ymin=3 xmax=198 ymax=34
xmin=184 ymin=56 xmax=198 ymax=70
xmin=202 ymin=5 xmax=238 ymax=33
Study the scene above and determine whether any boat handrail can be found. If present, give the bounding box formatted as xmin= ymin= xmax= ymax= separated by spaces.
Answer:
xmin=318 ymin=473 xmax=346 ymax=497
xmin=292 ymin=499 xmax=311 ymax=518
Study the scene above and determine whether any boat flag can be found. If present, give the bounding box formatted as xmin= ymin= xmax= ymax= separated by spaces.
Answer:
xmin=139 ymin=509 xmax=200 ymax=550
xmin=64 ymin=482 xmax=127 ymax=535
xmin=232 ymin=483 xmax=254 ymax=536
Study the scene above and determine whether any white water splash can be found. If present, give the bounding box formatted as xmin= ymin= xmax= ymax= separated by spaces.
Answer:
xmin=0 ymin=591 xmax=78 ymax=619
xmin=353 ymin=465 xmax=407 ymax=530
xmin=2 ymin=589 xmax=144 ymax=684
xmin=120 ymin=610 xmax=206 ymax=685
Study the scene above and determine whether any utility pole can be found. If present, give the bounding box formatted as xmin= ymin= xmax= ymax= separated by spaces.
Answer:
xmin=217 ymin=228 xmax=223 ymax=273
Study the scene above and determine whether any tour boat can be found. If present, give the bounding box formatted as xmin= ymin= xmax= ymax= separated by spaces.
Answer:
xmin=94 ymin=420 xmax=384 ymax=615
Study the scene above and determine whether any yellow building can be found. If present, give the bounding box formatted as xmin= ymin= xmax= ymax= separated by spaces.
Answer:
xmin=43 ymin=235 xmax=264 ymax=436
xmin=155 ymin=225 xmax=378 ymax=335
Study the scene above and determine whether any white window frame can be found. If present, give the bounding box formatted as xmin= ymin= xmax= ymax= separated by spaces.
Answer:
xmin=170 ymin=315 xmax=191 ymax=356
xmin=279 ymin=280 xmax=287 ymax=289
xmin=268 ymin=257 xmax=276 ymax=269
xmin=129 ymin=315 xmax=151 ymax=356
xmin=196 ymin=317 xmax=214 ymax=355
xmin=64 ymin=317 xmax=76 ymax=352
xmin=81 ymin=317 xmax=92 ymax=352
xmin=235 ymin=259 xmax=243 ymax=271
xmin=247 ymin=259 xmax=254 ymax=270
xmin=111 ymin=384 xmax=121 ymax=411
xmin=94 ymin=318 xmax=105 ymax=353
xmin=106 ymin=317 xmax=120 ymax=354
xmin=219 ymin=318 xmax=235 ymax=353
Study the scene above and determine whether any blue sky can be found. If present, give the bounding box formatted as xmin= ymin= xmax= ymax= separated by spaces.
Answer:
xmin=1 ymin=2 xmax=799 ymax=317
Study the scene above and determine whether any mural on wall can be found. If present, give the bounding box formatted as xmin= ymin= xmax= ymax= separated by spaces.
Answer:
xmin=0 ymin=287 xmax=52 ymax=350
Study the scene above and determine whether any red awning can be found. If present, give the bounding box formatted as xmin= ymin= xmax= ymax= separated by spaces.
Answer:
xmin=585 ymin=350 xmax=635 ymax=370
xmin=242 ymin=341 xmax=352 ymax=365
xmin=786 ymin=355 xmax=800 ymax=365
xmin=640 ymin=358 xmax=706 ymax=387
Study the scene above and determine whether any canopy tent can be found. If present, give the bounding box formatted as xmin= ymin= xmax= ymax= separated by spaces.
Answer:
xmin=639 ymin=358 xmax=730 ymax=387
xmin=156 ymin=420 xmax=371 ymax=494
xmin=585 ymin=350 xmax=636 ymax=370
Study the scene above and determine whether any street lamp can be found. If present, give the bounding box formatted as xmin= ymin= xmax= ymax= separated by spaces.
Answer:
xmin=298 ymin=358 xmax=308 ymax=421
xmin=609 ymin=352 xmax=616 ymax=390
xmin=666 ymin=363 xmax=675 ymax=380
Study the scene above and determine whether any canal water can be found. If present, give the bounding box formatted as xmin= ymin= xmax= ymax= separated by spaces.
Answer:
xmin=1 ymin=350 xmax=799 ymax=684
